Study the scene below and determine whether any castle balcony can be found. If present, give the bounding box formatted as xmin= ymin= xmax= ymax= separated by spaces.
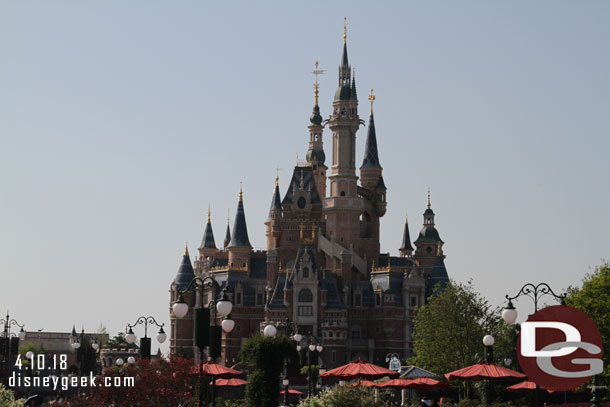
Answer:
xmin=357 ymin=186 xmax=373 ymax=201
xmin=321 ymin=320 xmax=348 ymax=329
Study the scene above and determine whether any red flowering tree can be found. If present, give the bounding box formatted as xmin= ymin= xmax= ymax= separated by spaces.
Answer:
xmin=57 ymin=356 xmax=196 ymax=406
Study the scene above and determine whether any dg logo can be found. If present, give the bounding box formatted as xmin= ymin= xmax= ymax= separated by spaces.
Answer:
xmin=517 ymin=305 xmax=604 ymax=391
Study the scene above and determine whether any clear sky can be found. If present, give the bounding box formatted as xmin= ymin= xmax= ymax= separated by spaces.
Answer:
xmin=1 ymin=1 xmax=609 ymax=352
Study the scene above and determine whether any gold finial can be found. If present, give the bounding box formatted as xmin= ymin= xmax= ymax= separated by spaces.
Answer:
xmin=343 ymin=17 xmax=347 ymax=43
xmin=427 ymin=187 xmax=431 ymax=209
xmin=239 ymin=183 xmax=243 ymax=202
xmin=275 ymin=175 xmax=279 ymax=187
xmin=405 ymin=212 xmax=408 ymax=224
xmin=368 ymin=88 xmax=375 ymax=116
xmin=207 ymin=204 xmax=211 ymax=223
xmin=227 ymin=208 xmax=230 ymax=224
xmin=312 ymin=61 xmax=325 ymax=107
xmin=436 ymin=241 xmax=442 ymax=256
xmin=184 ymin=242 xmax=189 ymax=256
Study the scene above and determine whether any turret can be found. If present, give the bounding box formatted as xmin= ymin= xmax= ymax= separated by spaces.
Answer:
xmin=227 ymin=186 xmax=252 ymax=269
xmin=414 ymin=190 xmax=444 ymax=269
xmin=223 ymin=210 xmax=231 ymax=249
xmin=265 ymin=177 xmax=282 ymax=249
xmin=306 ymin=61 xmax=328 ymax=199
xmin=198 ymin=207 xmax=218 ymax=260
xmin=399 ymin=214 xmax=414 ymax=257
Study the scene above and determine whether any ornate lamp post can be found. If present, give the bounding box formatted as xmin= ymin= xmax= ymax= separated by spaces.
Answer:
xmin=502 ymin=283 xmax=566 ymax=407
xmin=1 ymin=312 xmax=26 ymax=383
xmin=70 ymin=327 xmax=102 ymax=375
xmin=124 ymin=316 xmax=167 ymax=359
xmin=172 ymin=276 xmax=234 ymax=407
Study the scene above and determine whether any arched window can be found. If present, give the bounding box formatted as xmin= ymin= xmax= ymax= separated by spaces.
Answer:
xmin=302 ymin=267 xmax=309 ymax=278
xmin=298 ymin=288 xmax=313 ymax=303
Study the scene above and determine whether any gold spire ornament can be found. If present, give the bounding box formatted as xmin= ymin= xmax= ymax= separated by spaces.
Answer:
xmin=312 ymin=61 xmax=325 ymax=107
xmin=368 ymin=88 xmax=375 ymax=115
xmin=344 ymin=17 xmax=347 ymax=43
xmin=184 ymin=242 xmax=189 ymax=256
xmin=427 ymin=187 xmax=431 ymax=209
xmin=405 ymin=212 xmax=408 ymax=224
xmin=239 ymin=183 xmax=243 ymax=202
xmin=207 ymin=205 xmax=211 ymax=223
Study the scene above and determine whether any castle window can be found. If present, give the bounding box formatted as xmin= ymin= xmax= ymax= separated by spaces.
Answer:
xmin=298 ymin=305 xmax=313 ymax=316
xmin=375 ymin=294 xmax=382 ymax=306
xmin=410 ymin=295 xmax=417 ymax=307
xmin=332 ymin=350 xmax=336 ymax=362
xmin=354 ymin=293 xmax=362 ymax=307
xmin=302 ymin=267 xmax=309 ymax=279
xmin=257 ymin=293 xmax=263 ymax=305
xmin=426 ymin=247 xmax=432 ymax=253
xmin=340 ymin=191 xmax=345 ymax=196
xmin=351 ymin=329 xmax=361 ymax=340
xmin=236 ymin=292 xmax=242 ymax=305
xmin=298 ymin=288 xmax=313 ymax=303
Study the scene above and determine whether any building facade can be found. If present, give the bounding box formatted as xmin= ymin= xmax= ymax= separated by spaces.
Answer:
xmin=169 ymin=30 xmax=449 ymax=368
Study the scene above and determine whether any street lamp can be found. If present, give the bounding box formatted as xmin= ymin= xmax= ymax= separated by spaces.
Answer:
xmin=482 ymin=334 xmax=494 ymax=363
xmin=294 ymin=335 xmax=323 ymax=398
xmin=172 ymin=276 xmax=234 ymax=407
xmin=281 ymin=377 xmax=289 ymax=407
xmin=1 ymin=312 xmax=26 ymax=383
xmin=502 ymin=283 xmax=566 ymax=407
xmin=125 ymin=316 xmax=167 ymax=360
xmin=70 ymin=327 xmax=101 ymax=376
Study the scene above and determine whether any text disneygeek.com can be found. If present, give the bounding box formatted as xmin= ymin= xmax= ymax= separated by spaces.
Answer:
xmin=9 ymin=372 xmax=135 ymax=391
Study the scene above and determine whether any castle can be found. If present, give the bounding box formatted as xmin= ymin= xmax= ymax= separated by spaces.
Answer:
xmin=169 ymin=28 xmax=449 ymax=369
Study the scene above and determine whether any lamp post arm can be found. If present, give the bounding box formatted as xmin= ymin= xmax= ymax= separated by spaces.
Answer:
xmin=178 ymin=276 xmax=221 ymax=308
xmin=128 ymin=316 xmax=165 ymax=338
xmin=506 ymin=282 xmax=566 ymax=312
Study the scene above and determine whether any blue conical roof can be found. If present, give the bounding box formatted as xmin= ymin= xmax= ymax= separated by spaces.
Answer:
xmin=200 ymin=212 xmax=216 ymax=249
xmin=426 ymin=254 xmax=449 ymax=299
xmin=267 ymin=179 xmax=282 ymax=221
xmin=400 ymin=217 xmax=413 ymax=252
xmin=228 ymin=189 xmax=252 ymax=248
xmin=174 ymin=245 xmax=195 ymax=290
xmin=361 ymin=113 xmax=382 ymax=169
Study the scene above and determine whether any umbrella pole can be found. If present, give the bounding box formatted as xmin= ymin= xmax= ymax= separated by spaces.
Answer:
xmin=199 ymin=358 xmax=203 ymax=407
xmin=212 ymin=376 xmax=216 ymax=407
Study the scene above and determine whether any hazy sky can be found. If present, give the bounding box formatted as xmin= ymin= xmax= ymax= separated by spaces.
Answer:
xmin=1 ymin=1 xmax=609 ymax=352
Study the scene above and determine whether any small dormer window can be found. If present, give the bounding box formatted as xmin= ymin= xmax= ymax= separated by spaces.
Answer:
xmin=302 ymin=267 xmax=309 ymax=279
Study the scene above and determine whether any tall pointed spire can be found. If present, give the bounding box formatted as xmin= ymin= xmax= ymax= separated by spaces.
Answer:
xmin=399 ymin=213 xmax=414 ymax=257
xmin=267 ymin=176 xmax=282 ymax=221
xmin=199 ymin=206 xmax=217 ymax=249
xmin=228 ymin=186 xmax=252 ymax=248
xmin=350 ymin=69 xmax=358 ymax=100
xmin=175 ymin=244 xmax=195 ymax=290
xmin=223 ymin=209 xmax=231 ymax=249
xmin=361 ymin=89 xmax=381 ymax=169
xmin=335 ymin=18 xmax=352 ymax=101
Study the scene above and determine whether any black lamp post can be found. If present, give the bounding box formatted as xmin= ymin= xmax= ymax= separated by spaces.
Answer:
xmin=293 ymin=335 xmax=323 ymax=399
xmin=124 ymin=316 xmax=167 ymax=359
xmin=1 ymin=312 xmax=26 ymax=383
xmin=70 ymin=327 xmax=102 ymax=376
xmin=172 ymin=276 xmax=234 ymax=407
xmin=502 ymin=283 xmax=566 ymax=407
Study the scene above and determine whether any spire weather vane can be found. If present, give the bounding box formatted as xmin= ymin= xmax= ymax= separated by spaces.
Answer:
xmin=368 ymin=88 xmax=375 ymax=115
xmin=312 ymin=61 xmax=325 ymax=106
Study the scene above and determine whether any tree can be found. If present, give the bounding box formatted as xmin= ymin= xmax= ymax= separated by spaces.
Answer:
xmin=565 ymin=261 xmax=610 ymax=383
xmin=58 ymin=356 xmax=196 ymax=406
xmin=410 ymin=280 xmax=513 ymax=382
xmin=0 ymin=383 xmax=25 ymax=407
xmin=297 ymin=385 xmax=381 ymax=407
xmin=239 ymin=333 xmax=298 ymax=407
xmin=105 ymin=332 xmax=138 ymax=350
xmin=17 ymin=342 xmax=45 ymax=369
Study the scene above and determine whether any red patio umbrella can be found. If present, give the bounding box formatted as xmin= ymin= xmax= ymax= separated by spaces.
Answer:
xmin=445 ymin=361 xmax=526 ymax=381
xmin=407 ymin=377 xmax=451 ymax=389
xmin=280 ymin=389 xmax=304 ymax=395
xmin=215 ymin=378 xmax=248 ymax=387
xmin=376 ymin=378 xmax=413 ymax=389
xmin=320 ymin=359 xmax=400 ymax=381
xmin=350 ymin=380 xmax=382 ymax=387
xmin=507 ymin=380 xmax=554 ymax=393
xmin=190 ymin=361 xmax=244 ymax=378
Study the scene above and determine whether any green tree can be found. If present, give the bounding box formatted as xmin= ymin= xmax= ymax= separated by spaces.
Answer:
xmin=410 ymin=280 xmax=513 ymax=395
xmin=297 ymin=385 xmax=381 ymax=407
xmin=239 ymin=333 xmax=298 ymax=407
xmin=565 ymin=261 xmax=610 ymax=383
xmin=18 ymin=342 xmax=45 ymax=369
xmin=0 ymin=383 xmax=25 ymax=407
xmin=106 ymin=332 xmax=138 ymax=350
